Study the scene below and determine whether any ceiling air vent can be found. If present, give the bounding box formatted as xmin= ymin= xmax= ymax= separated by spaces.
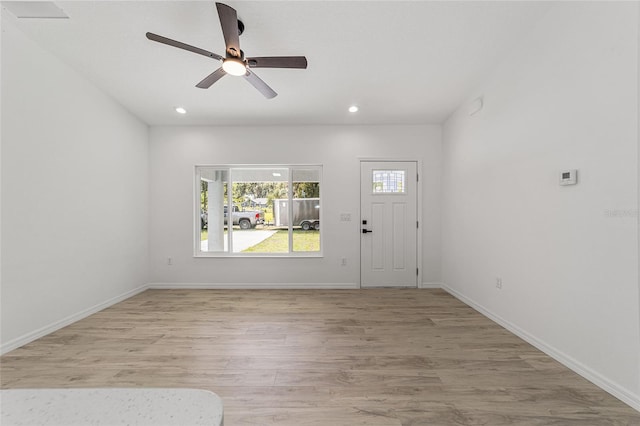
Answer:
xmin=2 ymin=2 xmax=68 ymax=19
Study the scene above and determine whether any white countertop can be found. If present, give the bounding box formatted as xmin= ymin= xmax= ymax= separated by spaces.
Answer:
xmin=0 ymin=388 xmax=224 ymax=426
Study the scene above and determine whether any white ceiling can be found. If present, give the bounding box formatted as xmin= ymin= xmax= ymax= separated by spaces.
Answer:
xmin=2 ymin=1 xmax=553 ymax=126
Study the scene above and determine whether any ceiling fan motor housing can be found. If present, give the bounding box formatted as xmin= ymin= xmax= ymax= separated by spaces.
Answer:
xmin=227 ymin=49 xmax=245 ymax=60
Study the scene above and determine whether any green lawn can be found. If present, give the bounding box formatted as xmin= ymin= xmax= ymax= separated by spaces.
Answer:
xmin=201 ymin=229 xmax=320 ymax=252
xmin=243 ymin=230 xmax=320 ymax=253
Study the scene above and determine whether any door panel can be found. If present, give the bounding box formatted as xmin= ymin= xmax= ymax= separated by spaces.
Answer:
xmin=371 ymin=203 xmax=385 ymax=269
xmin=361 ymin=161 xmax=418 ymax=287
xmin=392 ymin=202 xmax=406 ymax=270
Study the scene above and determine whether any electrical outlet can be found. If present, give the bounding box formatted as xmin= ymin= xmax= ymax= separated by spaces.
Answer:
xmin=495 ymin=277 xmax=502 ymax=289
xmin=167 ymin=257 xmax=173 ymax=266
xmin=341 ymin=257 xmax=347 ymax=266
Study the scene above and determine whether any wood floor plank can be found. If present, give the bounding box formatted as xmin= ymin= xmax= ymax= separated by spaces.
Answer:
xmin=1 ymin=289 xmax=638 ymax=425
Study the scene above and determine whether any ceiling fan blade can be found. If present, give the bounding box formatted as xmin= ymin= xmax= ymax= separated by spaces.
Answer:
xmin=196 ymin=68 xmax=227 ymax=89
xmin=146 ymin=32 xmax=223 ymax=61
xmin=216 ymin=3 xmax=241 ymax=58
xmin=247 ymin=56 xmax=308 ymax=69
xmin=244 ymin=70 xmax=277 ymax=99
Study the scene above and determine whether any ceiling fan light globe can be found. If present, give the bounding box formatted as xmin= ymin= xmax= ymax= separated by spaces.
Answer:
xmin=222 ymin=58 xmax=247 ymax=76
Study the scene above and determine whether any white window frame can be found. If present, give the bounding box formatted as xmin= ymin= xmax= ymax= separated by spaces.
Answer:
xmin=194 ymin=164 xmax=323 ymax=258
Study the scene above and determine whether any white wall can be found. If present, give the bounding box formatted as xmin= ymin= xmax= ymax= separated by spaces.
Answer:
xmin=1 ymin=18 xmax=149 ymax=352
xmin=149 ymin=125 xmax=441 ymax=287
xmin=442 ymin=2 xmax=640 ymax=409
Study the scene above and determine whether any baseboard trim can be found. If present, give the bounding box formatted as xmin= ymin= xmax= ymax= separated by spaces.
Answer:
xmin=0 ymin=285 xmax=148 ymax=355
xmin=420 ymin=282 xmax=443 ymax=289
xmin=148 ymin=282 xmax=359 ymax=290
xmin=441 ymin=283 xmax=640 ymax=412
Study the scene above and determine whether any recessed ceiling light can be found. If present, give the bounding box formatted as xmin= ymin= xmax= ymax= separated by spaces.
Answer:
xmin=272 ymin=172 xmax=282 ymax=177
xmin=348 ymin=105 xmax=359 ymax=113
xmin=175 ymin=107 xmax=187 ymax=114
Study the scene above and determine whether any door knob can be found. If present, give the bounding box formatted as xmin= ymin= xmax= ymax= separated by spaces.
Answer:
xmin=362 ymin=229 xmax=373 ymax=234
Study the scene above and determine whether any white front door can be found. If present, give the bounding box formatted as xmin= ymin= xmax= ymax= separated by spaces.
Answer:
xmin=360 ymin=161 xmax=418 ymax=287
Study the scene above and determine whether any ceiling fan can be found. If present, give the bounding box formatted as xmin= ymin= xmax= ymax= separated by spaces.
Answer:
xmin=146 ymin=2 xmax=307 ymax=99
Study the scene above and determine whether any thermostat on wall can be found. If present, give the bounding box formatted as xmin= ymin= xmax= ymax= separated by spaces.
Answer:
xmin=559 ymin=169 xmax=578 ymax=186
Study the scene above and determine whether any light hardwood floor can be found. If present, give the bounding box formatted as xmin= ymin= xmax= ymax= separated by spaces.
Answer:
xmin=2 ymin=289 xmax=639 ymax=425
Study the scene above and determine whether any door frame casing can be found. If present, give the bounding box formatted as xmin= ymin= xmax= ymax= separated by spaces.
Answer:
xmin=358 ymin=158 xmax=423 ymax=288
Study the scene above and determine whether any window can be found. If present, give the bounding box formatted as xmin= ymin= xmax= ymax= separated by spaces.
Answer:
xmin=195 ymin=165 xmax=322 ymax=257
xmin=372 ymin=170 xmax=405 ymax=193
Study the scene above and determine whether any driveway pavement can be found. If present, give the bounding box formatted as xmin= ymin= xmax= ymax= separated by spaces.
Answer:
xmin=201 ymin=229 xmax=277 ymax=252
